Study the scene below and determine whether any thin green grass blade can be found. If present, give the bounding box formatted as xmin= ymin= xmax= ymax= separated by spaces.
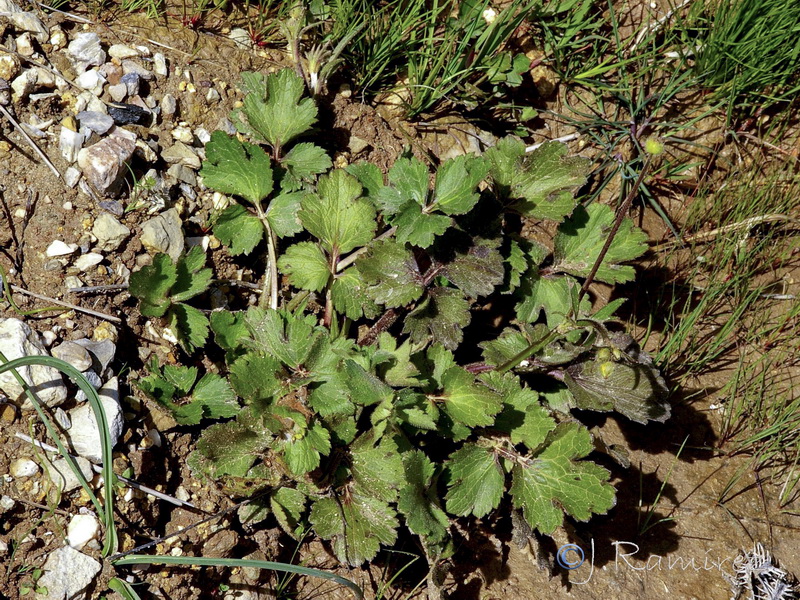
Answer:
xmin=0 ymin=353 xmax=118 ymax=555
xmin=112 ymin=555 xmax=364 ymax=599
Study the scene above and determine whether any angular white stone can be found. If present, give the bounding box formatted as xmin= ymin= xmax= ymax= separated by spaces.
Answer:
xmin=76 ymin=69 xmax=106 ymax=96
xmin=51 ymin=341 xmax=93 ymax=372
xmin=108 ymin=44 xmax=138 ymax=60
xmin=37 ymin=546 xmax=102 ymax=600
xmin=73 ymin=252 xmax=103 ymax=272
xmin=59 ymin=126 xmax=84 ymax=164
xmin=66 ymin=513 xmax=100 ymax=550
xmin=9 ymin=457 xmax=39 ymax=477
xmin=45 ymin=240 xmax=75 ymax=257
xmin=67 ymin=377 xmax=123 ymax=463
xmin=67 ymin=32 xmax=106 ymax=69
xmin=92 ymin=213 xmax=130 ymax=251
xmin=140 ymin=208 xmax=184 ymax=261
xmin=0 ymin=318 xmax=67 ymax=408
xmin=77 ymin=126 xmax=137 ymax=196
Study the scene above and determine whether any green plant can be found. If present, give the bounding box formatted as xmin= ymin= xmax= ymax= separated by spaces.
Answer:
xmin=0 ymin=352 xmax=363 ymax=598
xmin=318 ymin=0 xmax=537 ymax=116
xmin=692 ymin=0 xmax=800 ymax=115
xmin=128 ymin=245 xmax=213 ymax=353
xmin=131 ymin=68 xmax=669 ymax=589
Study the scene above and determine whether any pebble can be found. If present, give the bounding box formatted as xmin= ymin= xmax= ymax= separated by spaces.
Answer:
xmin=205 ymin=88 xmax=220 ymax=103
xmin=15 ymin=32 xmax=35 ymax=57
xmin=171 ymin=124 xmax=193 ymax=144
xmin=195 ymin=127 xmax=211 ymax=144
xmin=43 ymin=455 xmax=93 ymax=494
xmin=0 ymin=318 xmax=67 ymax=408
xmin=73 ymin=338 xmax=116 ymax=372
xmin=10 ymin=69 xmax=37 ymax=101
xmin=45 ymin=240 xmax=76 ymax=257
xmin=77 ymin=126 xmax=137 ymax=196
xmin=62 ymin=201 xmax=73 ymax=210
xmin=5 ymin=9 xmax=49 ymax=43
xmin=49 ymin=26 xmax=67 ymax=50
xmin=0 ymin=55 xmax=19 ymax=81
xmin=108 ymin=44 xmax=139 ymax=60
xmin=0 ymin=495 xmax=15 ymax=512
xmin=121 ymin=59 xmax=154 ymax=81
xmin=9 ymin=457 xmax=39 ymax=478
xmin=108 ymin=83 xmax=127 ymax=103
xmin=67 ymin=513 xmax=100 ymax=550
xmin=51 ymin=341 xmax=93 ymax=371
xmin=68 ymin=32 xmax=106 ymax=69
xmin=107 ymin=102 xmax=150 ymax=126
xmin=76 ymin=111 xmax=114 ymax=135
xmin=65 ymin=275 xmax=84 ymax=289
xmin=153 ymin=52 xmax=167 ymax=77
xmin=228 ymin=28 xmax=252 ymax=49
xmin=99 ymin=62 xmax=123 ymax=85
xmin=92 ymin=213 xmax=131 ymax=251
xmin=64 ymin=166 xmax=82 ymax=188
xmin=0 ymin=402 xmax=17 ymax=423
xmin=37 ymin=546 xmax=101 ymax=600
xmin=41 ymin=330 xmax=57 ymax=346
xmin=73 ymin=252 xmax=104 ymax=272
xmin=67 ymin=377 xmax=123 ymax=463
xmin=166 ymin=163 xmax=197 ymax=186
xmin=76 ymin=69 xmax=106 ymax=96
xmin=161 ymin=93 xmax=177 ymax=117
xmin=161 ymin=142 xmax=201 ymax=169
xmin=0 ymin=540 xmax=6 ymax=555
xmin=140 ymin=208 xmax=185 ymax=261
xmin=120 ymin=72 xmax=140 ymax=97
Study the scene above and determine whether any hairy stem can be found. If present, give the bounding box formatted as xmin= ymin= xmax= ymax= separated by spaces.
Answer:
xmin=255 ymin=203 xmax=279 ymax=310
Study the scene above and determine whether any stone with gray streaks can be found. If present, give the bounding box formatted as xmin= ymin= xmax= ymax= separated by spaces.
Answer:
xmin=77 ymin=126 xmax=137 ymax=196
xmin=37 ymin=546 xmax=101 ymax=600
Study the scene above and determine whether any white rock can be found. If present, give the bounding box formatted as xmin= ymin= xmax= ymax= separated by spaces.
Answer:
xmin=171 ymin=124 xmax=193 ymax=144
xmin=41 ymin=330 xmax=57 ymax=347
xmin=51 ymin=341 xmax=93 ymax=372
xmin=0 ymin=54 xmax=19 ymax=81
xmin=140 ymin=208 xmax=184 ymax=261
xmin=5 ymin=10 xmax=49 ymax=43
xmin=73 ymin=339 xmax=116 ymax=373
xmin=64 ymin=275 xmax=83 ymax=290
xmin=10 ymin=69 xmax=37 ymax=101
xmin=37 ymin=546 xmax=102 ymax=600
xmin=76 ymin=69 xmax=106 ymax=96
xmin=153 ymin=52 xmax=167 ymax=76
xmin=49 ymin=26 xmax=67 ymax=50
xmin=9 ymin=457 xmax=39 ymax=477
xmin=228 ymin=28 xmax=252 ymax=49
xmin=77 ymin=126 xmax=137 ymax=196
xmin=92 ymin=213 xmax=130 ymax=251
xmin=76 ymin=111 xmax=113 ymax=135
xmin=0 ymin=495 xmax=15 ymax=511
xmin=0 ymin=319 xmax=67 ymax=408
xmin=15 ymin=32 xmax=35 ymax=57
xmin=161 ymin=141 xmax=201 ymax=169
xmin=0 ymin=540 xmax=7 ymax=555
xmin=73 ymin=252 xmax=103 ymax=272
xmin=195 ymin=127 xmax=211 ymax=144
xmin=67 ymin=32 xmax=106 ymax=70
xmin=45 ymin=240 xmax=75 ymax=257
xmin=108 ymin=82 xmax=127 ymax=102
xmin=205 ymin=88 xmax=220 ymax=103
xmin=59 ymin=126 xmax=85 ymax=164
xmin=64 ymin=167 xmax=81 ymax=188
xmin=66 ymin=513 xmax=99 ymax=550
xmin=44 ymin=456 xmax=93 ymax=494
xmin=160 ymin=93 xmax=177 ymax=116
xmin=121 ymin=59 xmax=153 ymax=81
xmin=67 ymin=377 xmax=123 ymax=463
xmin=108 ymin=44 xmax=138 ymax=60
